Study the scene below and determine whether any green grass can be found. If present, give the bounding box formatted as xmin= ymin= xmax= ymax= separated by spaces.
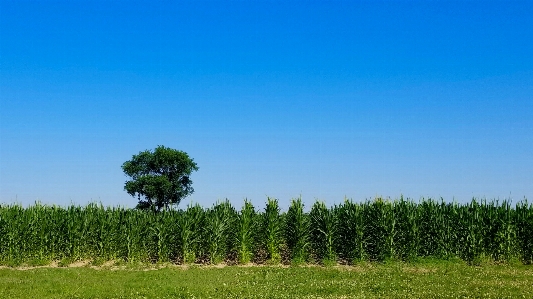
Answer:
xmin=1 ymin=260 xmax=532 ymax=298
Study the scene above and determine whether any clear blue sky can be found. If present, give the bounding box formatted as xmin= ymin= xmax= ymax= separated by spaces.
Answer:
xmin=1 ymin=1 xmax=532 ymax=209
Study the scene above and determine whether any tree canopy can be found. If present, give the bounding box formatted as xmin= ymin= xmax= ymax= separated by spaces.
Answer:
xmin=121 ymin=146 xmax=199 ymax=211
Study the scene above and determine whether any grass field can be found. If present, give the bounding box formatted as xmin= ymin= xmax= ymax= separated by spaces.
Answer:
xmin=1 ymin=260 xmax=532 ymax=298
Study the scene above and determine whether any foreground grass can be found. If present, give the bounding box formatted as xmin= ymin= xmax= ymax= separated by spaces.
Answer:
xmin=1 ymin=260 xmax=532 ymax=298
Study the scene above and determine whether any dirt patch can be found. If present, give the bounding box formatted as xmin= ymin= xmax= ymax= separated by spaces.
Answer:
xmin=1 ymin=260 xmax=60 ymax=271
xmin=1 ymin=261 xmax=384 ymax=271
xmin=237 ymin=262 xmax=257 ymax=268
xmin=68 ymin=260 xmax=90 ymax=268
xmin=101 ymin=260 xmax=116 ymax=267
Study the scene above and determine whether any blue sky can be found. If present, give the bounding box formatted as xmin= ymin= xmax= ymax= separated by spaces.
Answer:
xmin=1 ymin=1 xmax=532 ymax=209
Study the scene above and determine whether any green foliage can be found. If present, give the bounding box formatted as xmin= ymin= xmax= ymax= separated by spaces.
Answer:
xmin=417 ymin=199 xmax=451 ymax=258
xmin=121 ymin=145 xmax=199 ymax=211
xmin=204 ymin=200 xmax=237 ymax=264
xmin=1 ymin=197 xmax=533 ymax=266
xmin=236 ymin=200 xmax=256 ymax=264
xmin=335 ymin=199 xmax=366 ymax=262
xmin=515 ymin=199 xmax=533 ymax=264
xmin=361 ymin=198 xmax=396 ymax=261
xmin=177 ymin=204 xmax=204 ymax=263
xmin=309 ymin=201 xmax=336 ymax=263
xmin=393 ymin=197 xmax=420 ymax=261
xmin=284 ymin=197 xmax=308 ymax=264
xmin=261 ymin=198 xmax=282 ymax=263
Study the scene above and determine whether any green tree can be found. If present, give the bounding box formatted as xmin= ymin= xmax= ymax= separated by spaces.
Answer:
xmin=122 ymin=146 xmax=199 ymax=211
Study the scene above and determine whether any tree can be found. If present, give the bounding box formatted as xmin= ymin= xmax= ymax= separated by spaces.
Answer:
xmin=121 ymin=145 xmax=199 ymax=211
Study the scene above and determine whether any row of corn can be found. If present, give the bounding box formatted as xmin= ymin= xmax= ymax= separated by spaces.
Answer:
xmin=1 ymin=197 xmax=532 ymax=264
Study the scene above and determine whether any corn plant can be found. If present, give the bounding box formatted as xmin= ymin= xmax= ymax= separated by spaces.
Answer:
xmin=418 ymin=199 xmax=454 ymax=259
xmin=480 ymin=200 xmax=516 ymax=262
xmin=176 ymin=204 xmax=204 ymax=263
xmin=309 ymin=201 xmax=336 ymax=264
xmin=284 ymin=197 xmax=308 ymax=264
xmin=361 ymin=198 xmax=396 ymax=261
xmin=393 ymin=197 xmax=420 ymax=261
xmin=495 ymin=200 xmax=516 ymax=262
xmin=151 ymin=210 xmax=181 ymax=262
xmin=204 ymin=200 xmax=237 ymax=264
xmin=236 ymin=200 xmax=256 ymax=264
xmin=452 ymin=199 xmax=484 ymax=264
xmin=515 ymin=199 xmax=533 ymax=264
xmin=335 ymin=199 xmax=366 ymax=263
xmin=1 ymin=197 xmax=532 ymax=265
xmin=261 ymin=197 xmax=282 ymax=263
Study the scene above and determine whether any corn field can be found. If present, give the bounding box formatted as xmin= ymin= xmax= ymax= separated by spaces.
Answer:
xmin=1 ymin=197 xmax=532 ymax=265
